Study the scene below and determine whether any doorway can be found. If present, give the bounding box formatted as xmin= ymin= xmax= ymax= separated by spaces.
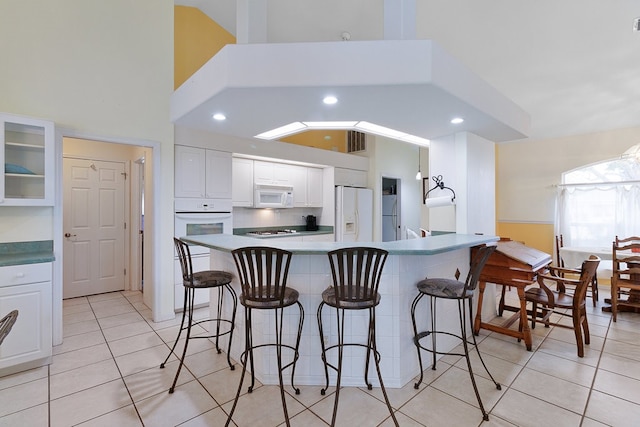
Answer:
xmin=62 ymin=138 xmax=147 ymax=299
xmin=382 ymin=177 xmax=401 ymax=241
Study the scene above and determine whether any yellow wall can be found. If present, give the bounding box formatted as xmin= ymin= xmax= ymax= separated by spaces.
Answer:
xmin=496 ymin=222 xmax=555 ymax=255
xmin=281 ymin=130 xmax=347 ymax=152
xmin=174 ymin=6 xmax=235 ymax=89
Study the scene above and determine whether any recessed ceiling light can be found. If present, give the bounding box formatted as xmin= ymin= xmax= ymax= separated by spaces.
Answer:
xmin=323 ymin=96 xmax=338 ymax=105
xmin=450 ymin=117 xmax=464 ymax=124
xmin=212 ymin=113 xmax=226 ymax=121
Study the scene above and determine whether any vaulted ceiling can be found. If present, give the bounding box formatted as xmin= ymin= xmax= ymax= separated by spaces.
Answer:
xmin=175 ymin=0 xmax=640 ymax=143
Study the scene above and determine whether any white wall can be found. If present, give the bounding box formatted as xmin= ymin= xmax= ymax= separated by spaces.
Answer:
xmin=497 ymin=126 xmax=640 ymax=223
xmin=369 ymin=135 xmax=422 ymax=241
xmin=0 ymin=1 xmax=175 ymax=322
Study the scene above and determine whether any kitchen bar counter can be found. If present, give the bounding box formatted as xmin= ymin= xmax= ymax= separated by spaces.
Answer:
xmin=182 ymin=233 xmax=499 ymax=389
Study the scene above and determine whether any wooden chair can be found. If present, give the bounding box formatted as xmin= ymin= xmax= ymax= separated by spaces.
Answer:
xmin=525 ymin=255 xmax=600 ymax=357
xmin=611 ymin=236 xmax=640 ymax=322
xmin=554 ymin=234 xmax=599 ymax=306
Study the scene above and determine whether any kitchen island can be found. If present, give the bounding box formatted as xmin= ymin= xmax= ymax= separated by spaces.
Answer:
xmin=181 ymin=233 xmax=498 ymax=388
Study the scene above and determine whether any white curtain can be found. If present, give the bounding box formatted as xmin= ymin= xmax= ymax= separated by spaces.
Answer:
xmin=556 ymin=183 xmax=640 ymax=247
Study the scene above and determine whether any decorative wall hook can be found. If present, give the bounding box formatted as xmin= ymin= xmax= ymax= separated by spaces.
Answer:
xmin=423 ymin=175 xmax=456 ymax=204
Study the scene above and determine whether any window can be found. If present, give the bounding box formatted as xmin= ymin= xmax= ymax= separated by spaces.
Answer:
xmin=556 ymin=145 xmax=640 ymax=247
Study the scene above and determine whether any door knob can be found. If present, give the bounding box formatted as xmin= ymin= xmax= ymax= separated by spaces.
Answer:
xmin=64 ymin=233 xmax=77 ymax=238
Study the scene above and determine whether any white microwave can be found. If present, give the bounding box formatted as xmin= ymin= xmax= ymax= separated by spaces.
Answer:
xmin=254 ymin=184 xmax=294 ymax=208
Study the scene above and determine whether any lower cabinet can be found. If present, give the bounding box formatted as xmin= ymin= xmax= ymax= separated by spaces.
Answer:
xmin=301 ymin=234 xmax=335 ymax=242
xmin=0 ymin=262 xmax=52 ymax=373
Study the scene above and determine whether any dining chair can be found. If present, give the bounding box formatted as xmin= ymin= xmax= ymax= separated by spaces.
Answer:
xmin=161 ymin=238 xmax=237 ymax=393
xmin=525 ymin=255 xmax=600 ymax=357
xmin=226 ymin=246 xmax=304 ymax=427
xmin=554 ymin=234 xmax=599 ymax=306
xmin=611 ymin=236 xmax=640 ymax=322
xmin=411 ymin=244 xmax=501 ymax=422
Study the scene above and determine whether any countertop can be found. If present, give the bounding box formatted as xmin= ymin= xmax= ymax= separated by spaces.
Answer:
xmin=182 ymin=233 xmax=498 ymax=256
xmin=0 ymin=240 xmax=55 ymax=267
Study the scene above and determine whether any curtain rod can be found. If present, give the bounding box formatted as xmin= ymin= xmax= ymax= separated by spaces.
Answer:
xmin=554 ymin=179 xmax=640 ymax=188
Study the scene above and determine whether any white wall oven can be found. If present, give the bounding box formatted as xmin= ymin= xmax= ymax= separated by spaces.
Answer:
xmin=174 ymin=198 xmax=232 ymax=310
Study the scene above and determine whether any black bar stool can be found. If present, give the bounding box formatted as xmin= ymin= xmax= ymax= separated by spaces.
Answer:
xmin=410 ymin=244 xmax=501 ymax=421
xmin=226 ymin=246 xmax=304 ymax=427
xmin=160 ymin=238 xmax=237 ymax=393
xmin=317 ymin=247 xmax=398 ymax=427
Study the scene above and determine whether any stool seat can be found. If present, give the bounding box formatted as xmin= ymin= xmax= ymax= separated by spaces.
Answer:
xmin=240 ymin=287 xmax=300 ymax=309
xmin=417 ymin=278 xmax=473 ymax=299
xmin=190 ymin=270 xmax=233 ymax=288
xmin=321 ymin=287 xmax=380 ymax=309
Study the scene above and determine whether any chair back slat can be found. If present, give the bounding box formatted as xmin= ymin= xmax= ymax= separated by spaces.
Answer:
xmin=573 ymin=256 xmax=600 ymax=307
xmin=174 ymin=238 xmax=193 ymax=284
xmin=232 ymin=246 xmax=292 ymax=303
xmin=613 ymin=236 xmax=640 ymax=278
xmin=328 ymin=247 xmax=388 ymax=306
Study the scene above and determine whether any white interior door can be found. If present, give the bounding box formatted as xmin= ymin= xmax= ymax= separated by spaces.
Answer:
xmin=63 ymin=158 xmax=126 ymax=298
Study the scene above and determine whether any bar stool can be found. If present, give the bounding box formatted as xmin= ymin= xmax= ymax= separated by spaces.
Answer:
xmin=410 ymin=244 xmax=501 ymax=421
xmin=226 ymin=246 xmax=304 ymax=427
xmin=317 ymin=247 xmax=398 ymax=427
xmin=160 ymin=238 xmax=237 ymax=393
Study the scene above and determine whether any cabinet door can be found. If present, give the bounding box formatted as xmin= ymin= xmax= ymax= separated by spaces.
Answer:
xmin=306 ymin=167 xmax=324 ymax=207
xmin=290 ymin=165 xmax=307 ymax=207
xmin=205 ymin=150 xmax=232 ymax=199
xmin=1 ymin=113 xmax=55 ymax=206
xmin=175 ymin=145 xmax=206 ymax=198
xmin=254 ymin=161 xmax=291 ymax=186
xmin=0 ymin=280 xmax=52 ymax=370
xmin=335 ymin=167 xmax=367 ymax=188
xmin=232 ymin=158 xmax=254 ymax=207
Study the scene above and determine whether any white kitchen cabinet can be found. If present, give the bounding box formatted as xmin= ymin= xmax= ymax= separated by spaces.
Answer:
xmin=291 ymin=166 xmax=323 ymax=208
xmin=175 ymin=145 xmax=232 ymax=199
xmin=232 ymin=157 xmax=254 ymax=207
xmin=254 ymin=160 xmax=291 ymax=186
xmin=0 ymin=263 xmax=52 ymax=373
xmin=1 ymin=113 xmax=55 ymax=206
xmin=334 ymin=167 xmax=367 ymax=188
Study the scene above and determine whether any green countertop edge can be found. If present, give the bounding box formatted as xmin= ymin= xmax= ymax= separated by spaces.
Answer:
xmin=0 ymin=240 xmax=55 ymax=266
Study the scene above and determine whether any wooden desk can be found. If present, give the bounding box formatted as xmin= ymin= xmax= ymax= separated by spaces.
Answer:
xmin=473 ymin=240 xmax=552 ymax=351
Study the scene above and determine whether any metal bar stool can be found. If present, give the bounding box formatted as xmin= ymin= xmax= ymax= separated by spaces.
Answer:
xmin=226 ymin=246 xmax=304 ymax=427
xmin=317 ymin=247 xmax=398 ymax=427
xmin=410 ymin=244 xmax=501 ymax=421
xmin=160 ymin=238 xmax=237 ymax=393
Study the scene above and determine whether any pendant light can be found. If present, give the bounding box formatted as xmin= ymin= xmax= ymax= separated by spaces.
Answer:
xmin=415 ymin=147 xmax=422 ymax=180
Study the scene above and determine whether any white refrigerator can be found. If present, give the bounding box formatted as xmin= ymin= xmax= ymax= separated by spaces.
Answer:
xmin=335 ymin=186 xmax=373 ymax=242
xmin=382 ymin=194 xmax=400 ymax=241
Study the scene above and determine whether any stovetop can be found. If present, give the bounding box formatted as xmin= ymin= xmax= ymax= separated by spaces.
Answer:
xmin=245 ymin=229 xmax=298 ymax=236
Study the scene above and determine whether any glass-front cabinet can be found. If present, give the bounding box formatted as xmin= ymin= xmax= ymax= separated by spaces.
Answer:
xmin=1 ymin=113 xmax=54 ymax=206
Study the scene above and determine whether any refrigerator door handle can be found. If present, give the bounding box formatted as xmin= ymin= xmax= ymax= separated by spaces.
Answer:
xmin=354 ymin=207 xmax=359 ymax=239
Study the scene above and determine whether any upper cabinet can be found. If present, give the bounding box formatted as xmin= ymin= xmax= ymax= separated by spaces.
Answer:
xmin=253 ymin=160 xmax=290 ymax=186
xmin=1 ymin=113 xmax=55 ymax=206
xmin=335 ymin=167 xmax=367 ymax=188
xmin=232 ymin=157 xmax=254 ymax=207
xmin=175 ymin=145 xmax=232 ymax=199
xmin=291 ymin=165 xmax=323 ymax=207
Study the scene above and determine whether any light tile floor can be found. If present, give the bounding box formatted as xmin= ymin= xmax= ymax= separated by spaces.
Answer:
xmin=1 ymin=287 xmax=640 ymax=426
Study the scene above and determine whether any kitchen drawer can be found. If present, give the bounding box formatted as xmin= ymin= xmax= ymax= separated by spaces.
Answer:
xmin=0 ymin=262 xmax=51 ymax=287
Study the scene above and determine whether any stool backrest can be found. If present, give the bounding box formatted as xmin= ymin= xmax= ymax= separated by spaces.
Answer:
xmin=465 ymin=244 xmax=498 ymax=293
xmin=174 ymin=238 xmax=194 ymax=284
xmin=232 ymin=246 xmax=292 ymax=304
xmin=0 ymin=310 xmax=19 ymax=346
xmin=327 ymin=247 xmax=388 ymax=306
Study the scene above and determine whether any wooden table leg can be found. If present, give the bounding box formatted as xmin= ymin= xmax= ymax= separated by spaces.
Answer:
xmin=516 ymin=286 xmax=532 ymax=351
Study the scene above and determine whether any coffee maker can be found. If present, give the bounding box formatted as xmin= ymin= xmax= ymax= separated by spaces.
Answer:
xmin=305 ymin=215 xmax=318 ymax=231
